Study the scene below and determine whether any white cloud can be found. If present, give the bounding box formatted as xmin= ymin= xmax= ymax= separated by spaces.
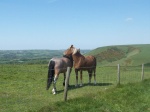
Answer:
xmin=125 ymin=17 xmax=133 ymax=22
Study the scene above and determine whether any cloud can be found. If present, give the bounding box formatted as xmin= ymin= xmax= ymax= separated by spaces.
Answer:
xmin=125 ymin=17 xmax=133 ymax=22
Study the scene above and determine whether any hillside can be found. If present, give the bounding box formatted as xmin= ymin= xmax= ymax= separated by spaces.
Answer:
xmin=87 ymin=44 xmax=150 ymax=66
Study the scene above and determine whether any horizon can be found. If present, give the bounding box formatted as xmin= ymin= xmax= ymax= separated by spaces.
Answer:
xmin=0 ymin=44 xmax=149 ymax=51
xmin=0 ymin=0 xmax=150 ymax=50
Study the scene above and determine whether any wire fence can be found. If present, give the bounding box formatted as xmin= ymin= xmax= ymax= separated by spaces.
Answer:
xmin=0 ymin=64 xmax=150 ymax=111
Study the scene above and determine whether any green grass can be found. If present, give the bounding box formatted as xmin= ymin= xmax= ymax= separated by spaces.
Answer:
xmin=40 ymin=79 xmax=150 ymax=112
xmin=0 ymin=64 xmax=150 ymax=112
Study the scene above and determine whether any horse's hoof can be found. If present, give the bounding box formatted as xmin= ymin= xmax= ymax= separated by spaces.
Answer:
xmin=53 ymin=92 xmax=56 ymax=95
xmin=52 ymin=88 xmax=56 ymax=95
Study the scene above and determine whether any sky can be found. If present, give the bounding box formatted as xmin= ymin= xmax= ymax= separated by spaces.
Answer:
xmin=0 ymin=0 xmax=150 ymax=50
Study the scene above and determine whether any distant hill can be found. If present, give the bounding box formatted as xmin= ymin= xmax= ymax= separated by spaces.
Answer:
xmin=86 ymin=44 xmax=150 ymax=66
xmin=0 ymin=50 xmax=63 ymax=64
xmin=0 ymin=50 xmax=90 ymax=64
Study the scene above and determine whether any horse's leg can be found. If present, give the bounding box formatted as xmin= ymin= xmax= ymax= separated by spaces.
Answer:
xmin=88 ymin=70 xmax=92 ymax=84
xmin=93 ymin=69 xmax=96 ymax=85
xmin=63 ymin=73 xmax=66 ymax=86
xmin=80 ymin=70 xmax=83 ymax=86
xmin=52 ymin=74 xmax=58 ymax=94
xmin=75 ymin=69 xmax=78 ymax=87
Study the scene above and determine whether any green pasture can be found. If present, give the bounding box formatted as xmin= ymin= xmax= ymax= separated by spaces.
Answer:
xmin=0 ymin=64 xmax=150 ymax=112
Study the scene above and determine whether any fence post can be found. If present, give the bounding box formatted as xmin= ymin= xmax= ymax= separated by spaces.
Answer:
xmin=64 ymin=67 xmax=71 ymax=101
xmin=117 ymin=64 xmax=120 ymax=85
xmin=141 ymin=64 xmax=144 ymax=81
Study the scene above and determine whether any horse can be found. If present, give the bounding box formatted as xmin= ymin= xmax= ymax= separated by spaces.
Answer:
xmin=46 ymin=47 xmax=73 ymax=94
xmin=64 ymin=46 xmax=97 ymax=86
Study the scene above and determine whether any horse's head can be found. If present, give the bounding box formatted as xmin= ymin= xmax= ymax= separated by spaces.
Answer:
xmin=63 ymin=45 xmax=78 ymax=56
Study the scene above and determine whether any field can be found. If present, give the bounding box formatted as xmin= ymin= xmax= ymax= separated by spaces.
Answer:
xmin=0 ymin=44 xmax=150 ymax=111
xmin=0 ymin=64 xmax=150 ymax=112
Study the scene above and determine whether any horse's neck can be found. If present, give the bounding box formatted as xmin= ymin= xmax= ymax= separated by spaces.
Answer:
xmin=63 ymin=55 xmax=73 ymax=62
xmin=73 ymin=53 xmax=84 ymax=63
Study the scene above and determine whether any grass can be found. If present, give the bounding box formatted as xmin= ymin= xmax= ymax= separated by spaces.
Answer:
xmin=39 ymin=79 xmax=150 ymax=112
xmin=0 ymin=64 xmax=150 ymax=112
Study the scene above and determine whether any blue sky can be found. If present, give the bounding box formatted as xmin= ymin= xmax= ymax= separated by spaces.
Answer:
xmin=0 ymin=0 xmax=150 ymax=50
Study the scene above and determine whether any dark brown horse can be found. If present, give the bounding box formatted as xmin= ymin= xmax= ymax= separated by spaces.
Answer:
xmin=46 ymin=48 xmax=73 ymax=94
xmin=64 ymin=46 xmax=96 ymax=86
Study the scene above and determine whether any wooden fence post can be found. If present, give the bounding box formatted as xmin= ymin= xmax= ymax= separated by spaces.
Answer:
xmin=64 ymin=67 xmax=71 ymax=101
xmin=141 ymin=64 xmax=144 ymax=81
xmin=117 ymin=64 xmax=120 ymax=85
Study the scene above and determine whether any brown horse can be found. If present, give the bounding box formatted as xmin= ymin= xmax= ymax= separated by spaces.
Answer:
xmin=64 ymin=45 xmax=97 ymax=86
xmin=46 ymin=49 xmax=73 ymax=94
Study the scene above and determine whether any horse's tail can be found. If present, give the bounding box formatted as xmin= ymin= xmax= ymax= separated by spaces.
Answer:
xmin=46 ymin=60 xmax=55 ymax=90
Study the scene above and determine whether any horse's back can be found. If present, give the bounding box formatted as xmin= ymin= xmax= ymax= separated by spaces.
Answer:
xmin=49 ymin=57 xmax=72 ymax=73
xmin=74 ymin=55 xmax=96 ymax=70
xmin=84 ymin=55 xmax=96 ymax=67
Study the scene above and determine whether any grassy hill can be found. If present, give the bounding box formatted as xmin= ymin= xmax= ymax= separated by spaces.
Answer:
xmin=87 ymin=44 xmax=150 ymax=66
